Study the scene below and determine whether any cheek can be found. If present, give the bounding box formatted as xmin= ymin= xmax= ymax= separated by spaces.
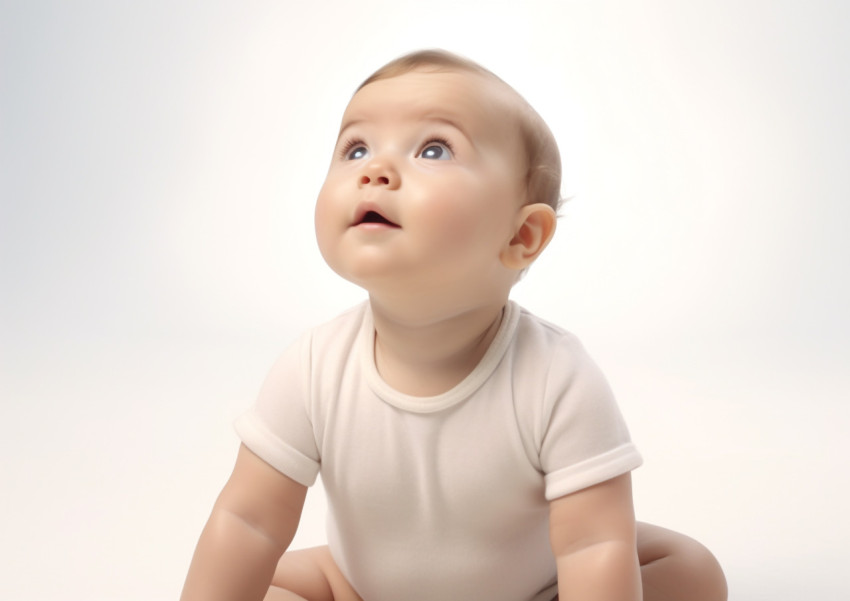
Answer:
xmin=314 ymin=184 xmax=339 ymax=253
xmin=426 ymin=203 xmax=483 ymax=244
xmin=414 ymin=178 xmax=514 ymax=249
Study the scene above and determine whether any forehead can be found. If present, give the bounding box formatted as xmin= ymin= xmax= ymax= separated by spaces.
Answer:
xmin=340 ymin=69 xmax=521 ymax=143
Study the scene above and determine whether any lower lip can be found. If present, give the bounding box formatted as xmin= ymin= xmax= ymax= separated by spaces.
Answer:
xmin=353 ymin=223 xmax=400 ymax=231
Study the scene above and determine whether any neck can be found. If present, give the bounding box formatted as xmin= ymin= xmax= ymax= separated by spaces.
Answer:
xmin=369 ymin=296 xmax=508 ymax=397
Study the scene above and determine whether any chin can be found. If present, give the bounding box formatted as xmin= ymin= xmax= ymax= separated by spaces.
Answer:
xmin=327 ymin=263 xmax=394 ymax=292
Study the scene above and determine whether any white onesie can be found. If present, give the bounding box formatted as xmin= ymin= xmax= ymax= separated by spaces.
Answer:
xmin=235 ymin=301 xmax=642 ymax=601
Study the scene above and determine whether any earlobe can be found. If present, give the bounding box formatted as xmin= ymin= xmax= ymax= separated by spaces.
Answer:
xmin=500 ymin=203 xmax=557 ymax=270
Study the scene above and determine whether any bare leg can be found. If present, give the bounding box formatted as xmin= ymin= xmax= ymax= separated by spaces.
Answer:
xmin=637 ymin=522 xmax=728 ymax=601
xmin=264 ymin=587 xmax=309 ymax=601
xmin=265 ymin=547 xmax=362 ymax=601
xmin=268 ymin=526 xmax=727 ymax=601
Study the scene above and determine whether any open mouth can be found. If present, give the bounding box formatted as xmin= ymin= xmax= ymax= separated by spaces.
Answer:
xmin=356 ymin=210 xmax=399 ymax=228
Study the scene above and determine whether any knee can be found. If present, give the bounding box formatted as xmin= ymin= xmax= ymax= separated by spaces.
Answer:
xmin=639 ymin=525 xmax=728 ymax=601
xmin=669 ymin=537 xmax=728 ymax=601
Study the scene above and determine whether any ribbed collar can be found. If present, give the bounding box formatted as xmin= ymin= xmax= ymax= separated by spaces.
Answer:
xmin=360 ymin=301 xmax=520 ymax=413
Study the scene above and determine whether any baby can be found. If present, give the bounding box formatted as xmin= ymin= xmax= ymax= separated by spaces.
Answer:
xmin=181 ymin=50 xmax=727 ymax=601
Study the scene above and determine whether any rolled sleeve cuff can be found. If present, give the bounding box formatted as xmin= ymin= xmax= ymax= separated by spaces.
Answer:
xmin=234 ymin=410 xmax=320 ymax=487
xmin=544 ymin=443 xmax=643 ymax=501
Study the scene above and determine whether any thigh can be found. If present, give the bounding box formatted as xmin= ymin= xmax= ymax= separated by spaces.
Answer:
xmin=636 ymin=521 xmax=714 ymax=565
xmin=636 ymin=522 xmax=728 ymax=601
xmin=269 ymin=546 xmax=363 ymax=601
xmin=636 ymin=521 xmax=684 ymax=565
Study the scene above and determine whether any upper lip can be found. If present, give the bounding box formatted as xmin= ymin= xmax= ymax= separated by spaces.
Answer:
xmin=352 ymin=201 xmax=400 ymax=227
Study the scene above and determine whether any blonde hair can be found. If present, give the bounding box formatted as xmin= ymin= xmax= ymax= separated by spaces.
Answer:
xmin=357 ymin=50 xmax=563 ymax=213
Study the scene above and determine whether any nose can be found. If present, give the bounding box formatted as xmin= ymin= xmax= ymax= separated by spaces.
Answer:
xmin=358 ymin=159 xmax=400 ymax=190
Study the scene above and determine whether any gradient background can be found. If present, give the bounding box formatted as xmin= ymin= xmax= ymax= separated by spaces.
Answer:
xmin=2 ymin=1 xmax=848 ymax=599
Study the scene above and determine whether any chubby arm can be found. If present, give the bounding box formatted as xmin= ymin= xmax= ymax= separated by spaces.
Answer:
xmin=550 ymin=473 xmax=642 ymax=601
xmin=180 ymin=444 xmax=307 ymax=601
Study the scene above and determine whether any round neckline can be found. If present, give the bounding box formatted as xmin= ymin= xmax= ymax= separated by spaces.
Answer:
xmin=360 ymin=301 xmax=520 ymax=413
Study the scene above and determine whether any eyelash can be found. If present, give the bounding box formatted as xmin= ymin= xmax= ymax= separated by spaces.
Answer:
xmin=338 ymin=138 xmax=366 ymax=160
xmin=419 ymin=137 xmax=454 ymax=158
xmin=337 ymin=136 xmax=455 ymax=160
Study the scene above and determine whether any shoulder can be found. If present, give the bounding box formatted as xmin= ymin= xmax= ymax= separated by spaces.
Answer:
xmin=507 ymin=305 xmax=611 ymax=406
xmin=265 ymin=302 xmax=368 ymax=380
xmin=512 ymin=305 xmax=591 ymax=370
xmin=307 ymin=302 xmax=368 ymax=350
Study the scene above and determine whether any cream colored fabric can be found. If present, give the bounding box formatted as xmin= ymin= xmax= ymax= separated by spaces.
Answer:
xmin=235 ymin=301 xmax=642 ymax=601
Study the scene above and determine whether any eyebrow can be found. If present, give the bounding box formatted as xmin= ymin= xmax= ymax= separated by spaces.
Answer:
xmin=336 ymin=114 xmax=473 ymax=146
xmin=336 ymin=118 xmax=364 ymax=142
xmin=423 ymin=115 xmax=472 ymax=141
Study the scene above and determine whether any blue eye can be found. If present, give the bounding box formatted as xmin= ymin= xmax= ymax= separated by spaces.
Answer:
xmin=346 ymin=145 xmax=368 ymax=160
xmin=418 ymin=141 xmax=452 ymax=161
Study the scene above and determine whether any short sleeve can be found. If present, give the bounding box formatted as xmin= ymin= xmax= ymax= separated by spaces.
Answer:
xmin=539 ymin=335 xmax=642 ymax=501
xmin=234 ymin=333 xmax=321 ymax=487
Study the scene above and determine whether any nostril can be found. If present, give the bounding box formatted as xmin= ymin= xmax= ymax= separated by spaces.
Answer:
xmin=377 ymin=176 xmax=390 ymax=185
xmin=360 ymin=176 xmax=371 ymax=185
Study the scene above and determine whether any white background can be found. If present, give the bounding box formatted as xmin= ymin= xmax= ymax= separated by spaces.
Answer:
xmin=2 ymin=1 xmax=848 ymax=600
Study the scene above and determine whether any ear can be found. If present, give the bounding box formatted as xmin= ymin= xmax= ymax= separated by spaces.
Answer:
xmin=500 ymin=203 xmax=557 ymax=270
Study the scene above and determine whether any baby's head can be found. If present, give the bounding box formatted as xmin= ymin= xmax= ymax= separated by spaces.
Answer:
xmin=356 ymin=50 xmax=563 ymax=214
xmin=315 ymin=50 xmax=561 ymax=308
